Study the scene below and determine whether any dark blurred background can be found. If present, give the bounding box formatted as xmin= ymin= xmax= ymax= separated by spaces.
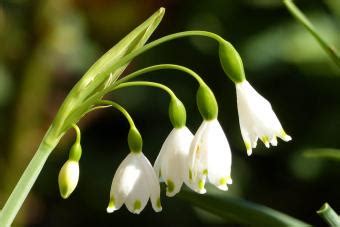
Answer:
xmin=0 ymin=0 xmax=339 ymax=226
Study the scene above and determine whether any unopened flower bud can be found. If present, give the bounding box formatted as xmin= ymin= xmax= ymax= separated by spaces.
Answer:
xmin=58 ymin=160 xmax=79 ymax=199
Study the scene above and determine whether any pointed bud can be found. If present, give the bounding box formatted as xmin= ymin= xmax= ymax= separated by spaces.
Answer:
xmin=219 ymin=41 xmax=245 ymax=83
xmin=196 ymin=85 xmax=218 ymax=120
xmin=58 ymin=160 xmax=79 ymax=199
xmin=168 ymin=98 xmax=186 ymax=128
xmin=128 ymin=127 xmax=143 ymax=153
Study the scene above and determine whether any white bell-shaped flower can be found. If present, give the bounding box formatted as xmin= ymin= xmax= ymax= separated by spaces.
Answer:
xmin=154 ymin=127 xmax=194 ymax=197
xmin=236 ymin=80 xmax=292 ymax=156
xmin=186 ymin=119 xmax=232 ymax=194
xmin=107 ymin=152 xmax=161 ymax=214
xmin=58 ymin=160 xmax=79 ymax=199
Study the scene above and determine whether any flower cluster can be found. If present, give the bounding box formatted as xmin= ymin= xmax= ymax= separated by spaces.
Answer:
xmin=58 ymin=33 xmax=291 ymax=216
xmin=105 ymin=78 xmax=291 ymax=214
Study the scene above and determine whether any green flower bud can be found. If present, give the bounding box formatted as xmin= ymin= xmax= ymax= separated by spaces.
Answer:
xmin=196 ymin=85 xmax=218 ymax=120
xmin=128 ymin=127 xmax=143 ymax=153
xmin=168 ymin=98 xmax=186 ymax=128
xmin=219 ymin=40 xmax=245 ymax=83
xmin=58 ymin=160 xmax=79 ymax=199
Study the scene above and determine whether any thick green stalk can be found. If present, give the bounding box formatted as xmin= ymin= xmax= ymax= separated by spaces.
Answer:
xmin=283 ymin=0 xmax=340 ymax=68
xmin=0 ymin=128 xmax=60 ymax=227
xmin=317 ymin=203 xmax=340 ymax=226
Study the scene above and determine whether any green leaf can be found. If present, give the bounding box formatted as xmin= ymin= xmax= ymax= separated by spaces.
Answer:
xmin=303 ymin=148 xmax=340 ymax=161
xmin=177 ymin=190 xmax=309 ymax=226
xmin=283 ymin=0 xmax=340 ymax=68
xmin=52 ymin=8 xmax=165 ymax=137
xmin=317 ymin=203 xmax=340 ymax=226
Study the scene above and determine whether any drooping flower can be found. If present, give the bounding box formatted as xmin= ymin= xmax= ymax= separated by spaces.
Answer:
xmin=154 ymin=126 xmax=194 ymax=197
xmin=58 ymin=160 xmax=80 ymax=199
xmin=107 ymin=152 xmax=161 ymax=214
xmin=236 ymin=80 xmax=292 ymax=156
xmin=186 ymin=119 xmax=232 ymax=194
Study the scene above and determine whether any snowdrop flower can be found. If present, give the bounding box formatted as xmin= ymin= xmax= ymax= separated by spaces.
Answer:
xmin=107 ymin=152 xmax=162 ymax=214
xmin=58 ymin=125 xmax=82 ymax=199
xmin=186 ymin=119 xmax=232 ymax=194
xmin=58 ymin=160 xmax=80 ymax=199
xmin=236 ymin=80 xmax=292 ymax=156
xmin=154 ymin=127 xmax=194 ymax=197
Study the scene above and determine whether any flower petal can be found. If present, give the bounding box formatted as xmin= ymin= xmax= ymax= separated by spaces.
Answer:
xmin=140 ymin=153 xmax=162 ymax=212
xmin=108 ymin=153 xmax=141 ymax=212
xmin=161 ymin=128 xmax=193 ymax=196
xmin=186 ymin=121 xmax=209 ymax=193
xmin=236 ymin=80 xmax=291 ymax=154
xmin=205 ymin=120 xmax=232 ymax=190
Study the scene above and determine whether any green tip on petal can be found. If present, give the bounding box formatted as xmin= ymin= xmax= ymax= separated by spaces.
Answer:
xmin=189 ymin=169 xmax=193 ymax=181
xmin=219 ymin=177 xmax=227 ymax=186
xmin=217 ymin=178 xmax=228 ymax=191
xmin=133 ymin=200 xmax=142 ymax=213
xmin=261 ymin=136 xmax=270 ymax=148
xmin=106 ymin=198 xmax=116 ymax=213
xmin=59 ymin=185 xmax=70 ymax=199
xmin=198 ymin=179 xmax=206 ymax=193
xmin=280 ymin=129 xmax=292 ymax=142
xmin=166 ymin=179 xmax=175 ymax=194
xmin=245 ymin=141 xmax=252 ymax=156
xmin=202 ymin=169 xmax=208 ymax=175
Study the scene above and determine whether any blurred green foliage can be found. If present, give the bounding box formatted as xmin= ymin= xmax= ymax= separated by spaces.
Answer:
xmin=0 ymin=0 xmax=339 ymax=226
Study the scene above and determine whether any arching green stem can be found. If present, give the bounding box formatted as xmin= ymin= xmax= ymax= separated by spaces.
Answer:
xmin=72 ymin=124 xmax=81 ymax=145
xmin=108 ymin=81 xmax=187 ymax=129
xmin=110 ymin=81 xmax=178 ymax=101
xmin=99 ymin=100 xmax=136 ymax=129
xmin=68 ymin=124 xmax=82 ymax=162
xmin=98 ymin=100 xmax=142 ymax=153
xmin=283 ymin=0 xmax=340 ymax=68
xmin=99 ymin=31 xmax=227 ymax=83
xmin=116 ymin=64 xmax=206 ymax=86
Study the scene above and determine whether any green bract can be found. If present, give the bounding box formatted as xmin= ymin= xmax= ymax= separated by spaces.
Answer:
xmin=219 ymin=40 xmax=245 ymax=83
xmin=168 ymin=98 xmax=187 ymax=128
xmin=196 ymin=85 xmax=218 ymax=120
xmin=50 ymin=8 xmax=165 ymax=141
